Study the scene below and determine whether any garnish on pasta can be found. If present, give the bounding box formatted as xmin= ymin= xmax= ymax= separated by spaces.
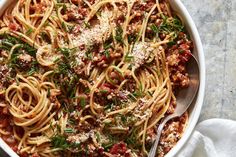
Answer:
xmin=0 ymin=0 xmax=192 ymax=156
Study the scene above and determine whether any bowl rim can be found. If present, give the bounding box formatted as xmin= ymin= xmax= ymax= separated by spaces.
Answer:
xmin=0 ymin=0 xmax=205 ymax=157
xmin=166 ymin=0 xmax=205 ymax=156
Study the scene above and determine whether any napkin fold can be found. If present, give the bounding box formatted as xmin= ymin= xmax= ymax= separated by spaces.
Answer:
xmin=177 ymin=119 xmax=236 ymax=157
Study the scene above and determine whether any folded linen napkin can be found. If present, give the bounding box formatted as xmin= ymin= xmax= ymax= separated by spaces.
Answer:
xmin=177 ymin=119 xmax=236 ymax=157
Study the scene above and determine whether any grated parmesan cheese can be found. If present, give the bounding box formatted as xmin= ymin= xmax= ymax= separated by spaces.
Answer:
xmin=74 ymin=49 xmax=85 ymax=66
xmin=72 ymin=10 xmax=112 ymax=47
xmin=67 ymin=131 xmax=94 ymax=144
xmin=71 ymin=10 xmax=113 ymax=67
xmin=130 ymin=42 xmax=154 ymax=68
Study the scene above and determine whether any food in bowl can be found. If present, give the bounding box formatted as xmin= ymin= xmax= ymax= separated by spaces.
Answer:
xmin=0 ymin=0 xmax=193 ymax=156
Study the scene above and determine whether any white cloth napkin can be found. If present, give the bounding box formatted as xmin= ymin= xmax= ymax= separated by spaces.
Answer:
xmin=177 ymin=119 xmax=236 ymax=157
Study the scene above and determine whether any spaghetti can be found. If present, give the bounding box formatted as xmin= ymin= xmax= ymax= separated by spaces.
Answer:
xmin=0 ymin=0 xmax=193 ymax=157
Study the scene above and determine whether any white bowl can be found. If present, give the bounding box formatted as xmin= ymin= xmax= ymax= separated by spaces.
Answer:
xmin=0 ymin=0 xmax=205 ymax=156
xmin=166 ymin=0 xmax=205 ymax=156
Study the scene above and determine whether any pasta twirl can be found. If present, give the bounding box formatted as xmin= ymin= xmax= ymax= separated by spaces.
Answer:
xmin=0 ymin=0 xmax=192 ymax=157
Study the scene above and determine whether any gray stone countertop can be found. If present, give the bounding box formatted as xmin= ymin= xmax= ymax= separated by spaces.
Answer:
xmin=182 ymin=0 xmax=236 ymax=121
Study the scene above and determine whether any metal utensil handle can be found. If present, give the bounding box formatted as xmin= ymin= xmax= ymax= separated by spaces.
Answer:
xmin=148 ymin=114 xmax=178 ymax=157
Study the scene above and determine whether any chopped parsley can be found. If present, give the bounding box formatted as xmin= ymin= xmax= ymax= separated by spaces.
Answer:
xmin=25 ymin=28 xmax=33 ymax=35
xmin=167 ymin=41 xmax=176 ymax=47
xmin=124 ymin=53 xmax=134 ymax=62
xmin=80 ymin=97 xmax=86 ymax=108
xmin=132 ymin=85 xmax=144 ymax=98
xmin=102 ymin=135 xmax=116 ymax=151
xmin=64 ymin=128 xmax=75 ymax=133
xmin=85 ymin=48 xmax=93 ymax=60
xmin=51 ymin=135 xmax=70 ymax=150
xmin=0 ymin=34 xmax=37 ymax=57
xmin=84 ymin=22 xmax=91 ymax=29
xmin=96 ymin=132 xmax=101 ymax=143
xmin=103 ymin=40 xmax=113 ymax=58
xmin=125 ymin=128 xmax=141 ymax=148
xmin=27 ymin=61 xmax=39 ymax=75
xmin=100 ymin=89 xmax=108 ymax=94
xmin=47 ymin=88 xmax=51 ymax=97
xmin=55 ymin=62 xmax=71 ymax=74
xmin=128 ymin=33 xmax=138 ymax=44
xmin=62 ymin=4 xmax=67 ymax=12
xmin=104 ymin=49 xmax=110 ymax=58
xmin=179 ymin=49 xmax=185 ymax=54
xmin=159 ymin=15 xmax=184 ymax=34
xmin=115 ymin=26 xmax=124 ymax=45
xmin=51 ymin=135 xmax=80 ymax=150
xmin=150 ymin=24 xmax=159 ymax=34
xmin=61 ymin=22 xmax=67 ymax=32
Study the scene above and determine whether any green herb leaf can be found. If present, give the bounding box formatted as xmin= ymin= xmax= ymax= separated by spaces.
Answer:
xmin=55 ymin=62 xmax=71 ymax=74
xmin=125 ymin=128 xmax=141 ymax=148
xmin=132 ymin=85 xmax=143 ymax=98
xmin=124 ymin=53 xmax=134 ymax=62
xmin=167 ymin=41 xmax=176 ymax=47
xmin=64 ymin=128 xmax=75 ymax=133
xmin=100 ymin=90 xmax=108 ymax=94
xmin=27 ymin=61 xmax=39 ymax=75
xmin=85 ymin=49 xmax=93 ymax=60
xmin=84 ymin=22 xmax=91 ymax=29
xmin=120 ymin=114 xmax=127 ymax=123
xmin=96 ymin=132 xmax=101 ymax=143
xmin=84 ymin=88 xmax=90 ymax=94
xmin=150 ymin=24 xmax=159 ymax=34
xmin=62 ymin=22 xmax=68 ymax=32
xmin=102 ymin=135 xmax=116 ymax=151
xmin=15 ymin=77 xmax=20 ymax=86
xmin=62 ymin=4 xmax=67 ymax=12
xmin=115 ymin=26 xmax=124 ymax=45
xmin=47 ymin=88 xmax=51 ymax=97
xmin=104 ymin=43 xmax=112 ymax=50
xmin=80 ymin=97 xmax=86 ymax=108
xmin=179 ymin=49 xmax=184 ymax=54
xmin=51 ymin=135 xmax=70 ymax=150
xmin=104 ymin=49 xmax=110 ymax=58
xmin=25 ymin=28 xmax=33 ymax=35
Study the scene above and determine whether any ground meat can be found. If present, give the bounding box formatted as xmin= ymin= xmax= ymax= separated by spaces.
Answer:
xmin=166 ymin=100 xmax=177 ymax=114
xmin=0 ymin=65 xmax=9 ymax=80
xmin=31 ymin=153 xmax=40 ymax=157
xmin=0 ymin=103 xmax=18 ymax=153
xmin=167 ymin=53 xmax=180 ymax=66
xmin=109 ymin=142 xmax=130 ymax=157
xmin=8 ymin=23 xmax=20 ymax=31
xmin=67 ymin=132 xmax=91 ymax=144
xmin=157 ymin=112 xmax=188 ymax=157
xmin=0 ymin=65 xmax=12 ymax=88
xmin=166 ymin=32 xmax=193 ymax=89
xmin=171 ymin=72 xmax=190 ymax=88
xmin=63 ymin=5 xmax=88 ymax=23
xmin=17 ymin=53 xmax=33 ymax=69
xmin=29 ymin=2 xmax=47 ymax=14
xmin=92 ymin=46 xmax=122 ymax=69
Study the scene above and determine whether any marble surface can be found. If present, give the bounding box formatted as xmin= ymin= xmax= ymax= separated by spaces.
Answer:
xmin=182 ymin=0 xmax=236 ymax=121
